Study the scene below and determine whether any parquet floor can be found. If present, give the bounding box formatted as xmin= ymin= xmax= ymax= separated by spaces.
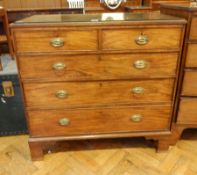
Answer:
xmin=0 ymin=130 xmax=197 ymax=175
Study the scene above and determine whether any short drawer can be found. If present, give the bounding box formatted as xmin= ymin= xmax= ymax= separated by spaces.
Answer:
xmin=13 ymin=29 xmax=97 ymax=53
xmin=28 ymin=105 xmax=171 ymax=137
xmin=190 ymin=17 xmax=197 ymax=40
xmin=23 ymin=79 xmax=174 ymax=108
xmin=177 ymin=98 xmax=197 ymax=124
xmin=182 ymin=71 xmax=197 ymax=96
xmin=102 ymin=28 xmax=182 ymax=50
xmin=18 ymin=53 xmax=178 ymax=81
xmin=185 ymin=43 xmax=197 ymax=67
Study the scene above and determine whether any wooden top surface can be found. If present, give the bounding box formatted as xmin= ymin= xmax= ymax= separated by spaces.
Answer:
xmin=161 ymin=3 xmax=197 ymax=12
xmin=10 ymin=11 xmax=186 ymax=27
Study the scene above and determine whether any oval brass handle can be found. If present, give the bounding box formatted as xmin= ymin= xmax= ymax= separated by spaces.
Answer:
xmin=59 ymin=118 xmax=70 ymax=126
xmin=133 ymin=60 xmax=147 ymax=69
xmin=132 ymin=87 xmax=144 ymax=94
xmin=55 ymin=90 xmax=69 ymax=99
xmin=52 ymin=62 xmax=66 ymax=71
xmin=50 ymin=38 xmax=64 ymax=48
xmin=135 ymin=35 xmax=149 ymax=45
xmin=130 ymin=114 xmax=143 ymax=122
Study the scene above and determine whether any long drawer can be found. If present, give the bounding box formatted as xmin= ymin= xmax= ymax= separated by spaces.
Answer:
xmin=23 ymin=79 xmax=174 ymax=108
xmin=182 ymin=71 xmax=197 ymax=96
xmin=13 ymin=29 xmax=98 ymax=53
xmin=177 ymin=98 xmax=197 ymax=124
xmin=18 ymin=53 xmax=179 ymax=81
xmin=28 ymin=105 xmax=171 ymax=137
xmin=102 ymin=28 xmax=182 ymax=50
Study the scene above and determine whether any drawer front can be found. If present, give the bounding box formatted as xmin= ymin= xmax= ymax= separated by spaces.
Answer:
xmin=177 ymin=98 xmax=197 ymax=124
xmin=19 ymin=53 xmax=178 ymax=81
xmin=102 ymin=28 xmax=182 ymax=50
xmin=190 ymin=17 xmax=197 ymax=40
xmin=28 ymin=105 xmax=171 ymax=137
xmin=182 ymin=71 xmax=197 ymax=96
xmin=14 ymin=29 xmax=97 ymax=53
xmin=23 ymin=79 xmax=174 ymax=108
xmin=185 ymin=44 xmax=197 ymax=67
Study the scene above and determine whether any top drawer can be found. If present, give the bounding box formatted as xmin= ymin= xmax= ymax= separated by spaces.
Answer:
xmin=190 ymin=17 xmax=197 ymax=40
xmin=13 ymin=27 xmax=183 ymax=53
xmin=102 ymin=28 xmax=182 ymax=51
xmin=13 ymin=29 xmax=98 ymax=53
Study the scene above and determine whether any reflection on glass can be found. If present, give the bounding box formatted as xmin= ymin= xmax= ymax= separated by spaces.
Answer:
xmin=15 ymin=12 xmax=182 ymax=24
xmin=101 ymin=13 xmax=124 ymax=21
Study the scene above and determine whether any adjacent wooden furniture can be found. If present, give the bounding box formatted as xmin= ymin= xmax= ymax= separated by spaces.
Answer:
xmin=0 ymin=6 xmax=14 ymax=70
xmin=161 ymin=4 xmax=197 ymax=141
xmin=11 ymin=12 xmax=186 ymax=160
xmin=152 ymin=0 xmax=189 ymax=10
xmin=2 ymin=0 xmax=64 ymax=9
xmin=2 ymin=0 xmax=191 ymax=12
xmin=2 ymin=0 xmax=153 ymax=14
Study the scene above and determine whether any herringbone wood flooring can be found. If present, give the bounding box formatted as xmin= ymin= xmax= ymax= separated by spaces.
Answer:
xmin=0 ymin=130 xmax=197 ymax=175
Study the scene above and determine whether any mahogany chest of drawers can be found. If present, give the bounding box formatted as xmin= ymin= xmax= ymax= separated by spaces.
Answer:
xmin=11 ymin=12 xmax=186 ymax=160
xmin=161 ymin=4 xmax=197 ymax=140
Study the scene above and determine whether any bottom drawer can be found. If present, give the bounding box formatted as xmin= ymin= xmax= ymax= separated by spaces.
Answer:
xmin=177 ymin=98 xmax=197 ymax=124
xmin=28 ymin=105 xmax=171 ymax=137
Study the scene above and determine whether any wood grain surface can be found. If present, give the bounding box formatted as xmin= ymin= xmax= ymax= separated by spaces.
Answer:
xmin=14 ymin=29 xmax=98 ymax=53
xmin=190 ymin=17 xmax=197 ymax=40
xmin=28 ymin=105 xmax=171 ymax=137
xmin=182 ymin=71 xmax=197 ymax=96
xmin=10 ymin=14 xmax=186 ymax=160
xmin=0 ymin=133 xmax=197 ymax=174
xmin=178 ymin=98 xmax=197 ymax=124
xmin=185 ymin=43 xmax=197 ymax=67
xmin=23 ymin=79 xmax=174 ymax=108
xmin=102 ymin=28 xmax=182 ymax=50
xmin=160 ymin=4 xmax=197 ymax=141
xmin=18 ymin=53 xmax=178 ymax=81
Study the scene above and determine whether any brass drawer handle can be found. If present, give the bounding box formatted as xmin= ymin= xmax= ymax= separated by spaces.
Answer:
xmin=130 ymin=114 xmax=143 ymax=122
xmin=50 ymin=38 xmax=64 ymax=48
xmin=59 ymin=118 xmax=70 ymax=126
xmin=55 ymin=90 xmax=69 ymax=99
xmin=132 ymin=87 xmax=144 ymax=94
xmin=133 ymin=60 xmax=147 ymax=69
xmin=135 ymin=35 xmax=149 ymax=45
xmin=52 ymin=62 xmax=66 ymax=71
